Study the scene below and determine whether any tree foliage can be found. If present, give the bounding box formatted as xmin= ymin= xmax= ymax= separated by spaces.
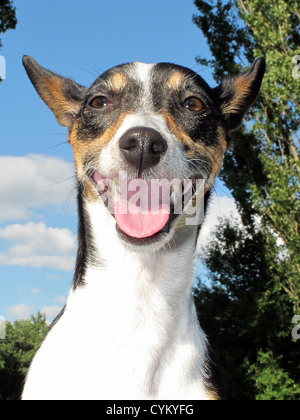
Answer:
xmin=193 ymin=0 xmax=300 ymax=399
xmin=248 ymin=350 xmax=300 ymax=400
xmin=0 ymin=314 xmax=47 ymax=400
xmin=194 ymin=0 xmax=300 ymax=307
xmin=0 ymin=0 xmax=17 ymax=82
xmin=0 ymin=0 xmax=17 ymax=48
xmin=195 ymin=218 xmax=300 ymax=400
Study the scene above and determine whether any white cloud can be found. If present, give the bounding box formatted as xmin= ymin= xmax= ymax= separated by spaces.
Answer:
xmin=31 ymin=287 xmax=41 ymax=295
xmin=5 ymin=304 xmax=63 ymax=321
xmin=55 ymin=295 xmax=67 ymax=305
xmin=6 ymin=304 xmax=34 ymax=319
xmin=0 ymin=221 xmax=76 ymax=271
xmin=40 ymin=305 xmax=63 ymax=320
xmin=197 ymin=194 xmax=242 ymax=251
xmin=0 ymin=154 xmax=76 ymax=223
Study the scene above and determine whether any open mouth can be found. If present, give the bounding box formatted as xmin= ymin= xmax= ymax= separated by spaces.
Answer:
xmin=90 ymin=171 xmax=197 ymax=244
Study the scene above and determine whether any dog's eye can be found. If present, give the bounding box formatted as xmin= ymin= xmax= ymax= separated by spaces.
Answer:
xmin=182 ymin=97 xmax=204 ymax=112
xmin=89 ymin=96 xmax=112 ymax=109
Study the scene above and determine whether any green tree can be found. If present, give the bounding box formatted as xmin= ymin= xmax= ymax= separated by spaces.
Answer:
xmin=0 ymin=0 xmax=17 ymax=80
xmin=193 ymin=0 xmax=300 ymax=399
xmin=0 ymin=0 xmax=17 ymax=42
xmin=195 ymin=218 xmax=300 ymax=400
xmin=195 ymin=218 xmax=268 ymax=399
xmin=248 ymin=350 xmax=300 ymax=400
xmin=0 ymin=314 xmax=47 ymax=400
xmin=194 ymin=0 xmax=299 ymax=307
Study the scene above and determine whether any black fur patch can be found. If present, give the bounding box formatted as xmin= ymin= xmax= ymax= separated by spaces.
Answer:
xmin=75 ymin=63 xmax=141 ymax=142
xmin=204 ymin=344 xmax=226 ymax=400
xmin=72 ymin=182 xmax=105 ymax=289
xmin=151 ymin=63 xmax=222 ymax=147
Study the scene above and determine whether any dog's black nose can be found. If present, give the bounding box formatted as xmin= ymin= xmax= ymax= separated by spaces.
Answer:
xmin=119 ymin=127 xmax=168 ymax=171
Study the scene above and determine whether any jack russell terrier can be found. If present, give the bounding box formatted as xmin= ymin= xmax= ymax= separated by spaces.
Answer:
xmin=21 ymin=56 xmax=265 ymax=400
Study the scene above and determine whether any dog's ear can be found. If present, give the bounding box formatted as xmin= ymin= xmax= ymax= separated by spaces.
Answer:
xmin=22 ymin=56 xmax=88 ymax=127
xmin=214 ymin=58 xmax=266 ymax=131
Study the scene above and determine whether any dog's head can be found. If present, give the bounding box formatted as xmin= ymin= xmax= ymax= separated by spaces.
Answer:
xmin=23 ymin=56 xmax=265 ymax=249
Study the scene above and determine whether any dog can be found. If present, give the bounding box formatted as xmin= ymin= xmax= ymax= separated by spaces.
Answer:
xmin=21 ymin=56 xmax=265 ymax=400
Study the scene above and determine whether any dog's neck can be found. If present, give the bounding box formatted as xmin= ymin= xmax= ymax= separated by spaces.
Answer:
xmin=62 ymin=185 xmax=213 ymax=399
xmin=73 ymin=187 xmax=199 ymax=310
xmin=68 ymin=186 xmax=205 ymax=345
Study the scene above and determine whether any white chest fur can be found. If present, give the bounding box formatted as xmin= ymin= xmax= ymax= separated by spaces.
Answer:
xmin=22 ymin=201 xmax=211 ymax=400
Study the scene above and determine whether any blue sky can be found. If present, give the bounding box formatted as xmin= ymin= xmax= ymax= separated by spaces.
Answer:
xmin=0 ymin=0 xmax=237 ymax=322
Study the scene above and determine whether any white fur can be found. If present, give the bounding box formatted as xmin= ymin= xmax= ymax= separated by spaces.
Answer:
xmin=22 ymin=197 xmax=211 ymax=400
xmin=134 ymin=62 xmax=154 ymax=110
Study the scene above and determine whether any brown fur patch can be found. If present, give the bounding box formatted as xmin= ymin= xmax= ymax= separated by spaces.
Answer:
xmin=167 ymin=71 xmax=186 ymax=90
xmin=163 ymin=112 xmax=194 ymax=148
xmin=217 ymin=125 xmax=227 ymax=151
xmin=222 ymin=75 xmax=251 ymax=115
xmin=106 ymin=72 xmax=128 ymax=93
xmin=69 ymin=113 xmax=128 ymax=201
xmin=234 ymin=76 xmax=251 ymax=97
xmin=162 ymin=113 xmax=226 ymax=186
xmin=205 ymin=390 xmax=221 ymax=400
xmin=37 ymin=77 xmax=79 ymax=126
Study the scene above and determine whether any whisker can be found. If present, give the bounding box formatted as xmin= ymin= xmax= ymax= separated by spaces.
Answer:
xmin=40 ymin=141 xmax=69 ymax=153
xmin=59 ymin=186 xmax=77 ymax=215
xmin=43 ymin=175 xmax=76 ymax=188
xmin=73 ymin=63 xmax=101 ymax=78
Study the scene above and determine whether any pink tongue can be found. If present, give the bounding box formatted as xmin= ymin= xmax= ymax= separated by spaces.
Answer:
xmin=115 ymin=179 xmax=170 ymax=239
